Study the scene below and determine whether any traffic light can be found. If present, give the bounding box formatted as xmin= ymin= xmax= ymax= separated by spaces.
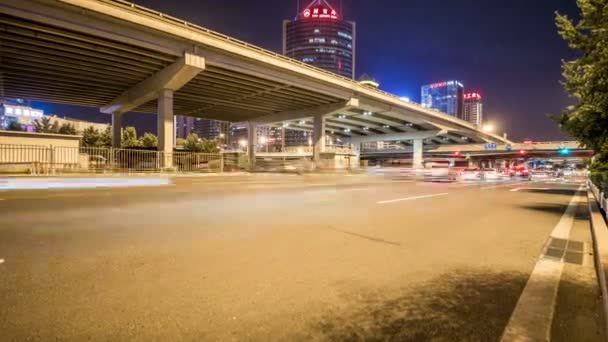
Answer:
xmin=453 ymin=151 xmax=462 ymax=157
xmin=519 ymin=149 xmax=527 ymax=156
xmin=559 ymin=147 xmax=570 ymax=155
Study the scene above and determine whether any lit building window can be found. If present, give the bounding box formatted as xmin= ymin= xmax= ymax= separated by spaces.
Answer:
xmin=15 ymin=108 xmax=22 ymax=115
xmin=5 ymin=106 xmax=13 ymax=114
xmin=302 ymin=57 xmax=315 ymax=63
xmin=314 ymin=29 xmax=320 ymax=33
xmin=23 ymin=110 xmax=30 ymax=116
xmin=337 ymin=31 xmax=352 ymax=40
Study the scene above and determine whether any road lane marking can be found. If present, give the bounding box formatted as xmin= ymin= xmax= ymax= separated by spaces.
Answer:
xmin=46 ymin=193 xmax=84 ymax=198
xmin=510 ymin=187 xmax=551 ymax=192
xmin=480 ymin=181 xmax=528 ymax=190
xmin=377 ymin=193 xmax=448 ymax=204
xmin=500 ymin=186 xmax=584 ymax=342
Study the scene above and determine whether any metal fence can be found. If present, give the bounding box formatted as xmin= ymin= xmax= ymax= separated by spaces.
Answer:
xmin=0 ymin=144 xmax=226 ymax=174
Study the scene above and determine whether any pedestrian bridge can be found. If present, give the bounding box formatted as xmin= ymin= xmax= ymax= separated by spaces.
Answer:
xmin=1 ymin=0 xmax=509 ymax=168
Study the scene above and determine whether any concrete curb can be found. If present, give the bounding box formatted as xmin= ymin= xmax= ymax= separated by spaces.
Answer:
xmin=587 ymin=183 xmax=608 ymax=341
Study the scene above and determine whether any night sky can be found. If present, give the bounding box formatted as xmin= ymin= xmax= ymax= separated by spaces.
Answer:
xmin=36 ymin=0 xmax=580 ymax=141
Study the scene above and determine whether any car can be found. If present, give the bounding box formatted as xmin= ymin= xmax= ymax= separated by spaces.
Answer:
xmin=459 ymin=168 xmax=481 ymax=181
xmin=424 ymin=166 xmax=457 ymax=182
xmin=530 ymin=169 xmax=553 ymax=180
xmin=508 ymin=166 xmax=529 ymax=178
xmin=481 ymin=168 xmax=504 ymax=181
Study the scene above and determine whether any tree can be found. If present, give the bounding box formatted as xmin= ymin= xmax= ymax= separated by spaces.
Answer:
xmin=32 ymin=117 xmax=54 ymax=133
xmin=176 ymin=138 xmax=186 ymax=147
xmin=50 ymin=120 xmax=60 ymax=134
xmin=555 ymin=0 xmax=608 ymax=170
xmin=7 ymin=121 xmax=23 ymax=131
xmin=139 ymin=132 xmax=158 ymax=148
xmin=121 ymin=126 xmax=141 ymax=148
xmin=100 ymin=126 xmax=112 ymax=147
xmin=183 ymin=133 xmax=204 ymax=151
xmin=81 ymin=126 xmax=101 ymax=147
xmin=183 ymin=133 xmax=219 ymax=153
xmin=58 ymin=123 xmax=77 ymax=135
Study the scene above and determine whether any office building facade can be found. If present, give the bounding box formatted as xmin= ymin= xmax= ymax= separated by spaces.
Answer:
xmin=420 ymin=81 xmax=464 ymax=118
xmin=175 ymin=115 xmax=195 ymax=139
xmin=463 ymin=92 xmax=483 ymax=127
xmin=192 ymin=119 xmax=229 ymax=141
xmin=283 ymin=0 xmax=356 ymax=79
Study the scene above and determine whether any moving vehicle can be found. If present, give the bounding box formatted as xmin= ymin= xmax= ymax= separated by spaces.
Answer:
xmin=481 ymin=168 xmax=504 ymax=181
xmin=508 ymin=166 xmax=529 ymax=178
xmin=459 ymin=168 xmax=481 ymax=181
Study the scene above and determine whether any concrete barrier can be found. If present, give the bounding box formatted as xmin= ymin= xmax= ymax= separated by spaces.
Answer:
xmin=587 ymin=182 xmax=608 ymax=340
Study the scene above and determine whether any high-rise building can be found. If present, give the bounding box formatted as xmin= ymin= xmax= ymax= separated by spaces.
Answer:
xmin=193 ymin=119 xmax=229 ymax=141
xmin=283 ymin=0 xmax=356 ymax=79
xmin=175 ymin=115 xmax=195 ymax=139
xmin=463 ymin=92 xmax=483 ymax=127
xmin=420 ymin=81 xmax=464 ymax=118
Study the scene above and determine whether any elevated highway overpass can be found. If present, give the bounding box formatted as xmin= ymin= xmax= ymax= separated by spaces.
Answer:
xmin=0 ymin=0 xmax=509 ymax=168
xmin=361 ymin=141 xmax=593 ymax=166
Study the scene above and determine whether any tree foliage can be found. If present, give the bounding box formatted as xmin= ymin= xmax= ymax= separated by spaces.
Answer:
xmin=183 ymin=133 xmax=219 ymax=153
xmin=32 ymin=117 xmax=55 ymax=133
xmin=555 ymin=0 xmax=608 ymax=171
xmin=121 ymin=126 xmax=141 ymax=148
xmin=7 ymin=121 xmax=23 ymax=131
xmin=139 ymin=132 xmax=158 ymax=148
xmin=58 ymin=123 xmax=77 ymax=135
xmin=81 ymin=126 xmax=112 ymax=147
xmin=82 ymin=126 xmax=101 ymax=147
xmin=100 ymin=126 xmax=112 ymax=147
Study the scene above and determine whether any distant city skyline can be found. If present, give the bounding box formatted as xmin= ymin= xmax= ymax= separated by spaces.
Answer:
xmin=28 ymin=0 xmax=579 ymax=141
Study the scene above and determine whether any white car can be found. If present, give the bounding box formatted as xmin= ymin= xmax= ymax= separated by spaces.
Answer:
xmin=481 ymin=168 xmax=504 ymax=181
xmin=459 ymin=168 xmax=481 ymax=181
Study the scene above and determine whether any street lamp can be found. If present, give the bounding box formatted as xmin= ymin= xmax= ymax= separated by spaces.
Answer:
xmin=238 ymin=139 xmax=247 ymax=149
xmin=482 ymin=124 xmax=494 ymax=133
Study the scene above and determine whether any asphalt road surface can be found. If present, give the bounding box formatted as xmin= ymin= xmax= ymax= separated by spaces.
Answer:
xmin=0 ymin=174 xmax=602 ymax=341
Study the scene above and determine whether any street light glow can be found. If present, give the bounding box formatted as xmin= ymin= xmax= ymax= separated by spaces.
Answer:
xmin=259 ymin=136 xmax=267 ymax=144
xmin=483 ymin=124 xmax=494 ymax=133
xmin=239 ymin=139 xmax=248 ymax=147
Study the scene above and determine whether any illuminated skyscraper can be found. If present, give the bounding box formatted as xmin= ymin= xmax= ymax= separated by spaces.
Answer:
xmin=463 ymin=93 xmax=483 ymax=127
xmin=283 ymin=0 xmax=356 ymax=79
xmin=420 ymin=81 xmax=464 ymax=118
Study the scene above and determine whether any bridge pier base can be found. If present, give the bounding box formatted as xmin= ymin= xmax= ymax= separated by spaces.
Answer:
xmin=313 ymin=114 xmax=326 ymax=167
xmin=157 ymin=89 xmax=174 ymax=168
xmin=111 ymin=112 xmax=122 ymax=148
xmin=413 ymin=139 xmax=423 ymax=168
xmin=248 ymin=122 xmax=257 ymax=169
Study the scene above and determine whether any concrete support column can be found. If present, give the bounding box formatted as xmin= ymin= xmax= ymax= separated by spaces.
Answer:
xmin=351 ymin=142 xmax=361 ymax=169
xmin=157 ymin=89 xmax=174 ymax=168
xmin=313 ymin=114 xmax=326 ymax=164
xmin=412 ymin=139 xmax=424 ymax=169
xmin=111 ymin=112 xmax=122 ymax=148
xmin=247 ymin=122 xmax=257 ymax=169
